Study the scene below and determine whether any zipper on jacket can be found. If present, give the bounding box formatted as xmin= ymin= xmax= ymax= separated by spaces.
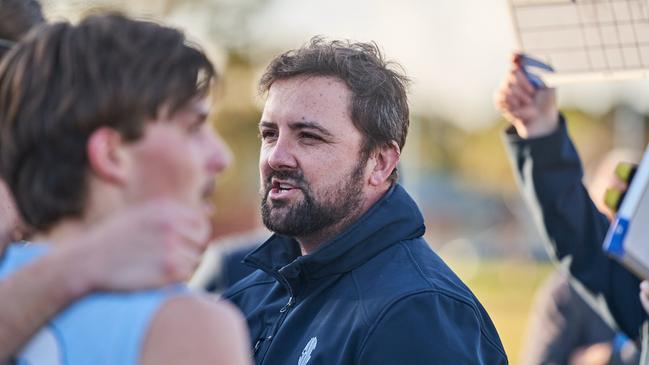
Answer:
xmin=253 ymin=338 xmax=263 ymax=354
xmin=254 ymin=334 xmax=274 ymax=355
xmin=279 ymin=296 xmax=294 ymax=313
xmin=257 ymin=295 xmax=296 ymax=363
xmin=251 ymin=263 xmax=298 ymax=363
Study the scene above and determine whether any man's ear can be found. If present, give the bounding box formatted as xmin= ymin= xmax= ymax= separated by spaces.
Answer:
xmin=86 ymin=127 xmax=129 ymax=185
xmin=368 ymin=141 xmax=400 ymax=186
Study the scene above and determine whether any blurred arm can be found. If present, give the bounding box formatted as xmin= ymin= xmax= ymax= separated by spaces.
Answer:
xmin=0 ymin=200 xmax=210 ymax=361
xmin=504 ymin=111 xmax=645 ymax=341
xmin=139 ymin=296 xmax=251 ymax=365
xmin=496 ymin=53 xmax=646 ymax=342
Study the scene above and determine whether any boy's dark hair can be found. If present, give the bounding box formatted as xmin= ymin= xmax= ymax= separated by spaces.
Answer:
xmin=0 ymin=13 xmax=216 ymax=231
xmin=259 ymin=36 xmax=410 ymax=181
xmin=0 ymin=39 xmax=13 ymax=59
xmin=0 ymin=0 xmax=44 ymax=62
xmin=0 ymin=0 xmax=45 ymax=41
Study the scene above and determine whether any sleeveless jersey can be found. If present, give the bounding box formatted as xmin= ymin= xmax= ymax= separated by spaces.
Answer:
xmin=0 ymin=243 xmax=182 ymax=365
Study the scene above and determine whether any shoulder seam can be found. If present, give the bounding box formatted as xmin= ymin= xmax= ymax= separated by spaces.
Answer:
xmin=400 ymin=240 xmax=436 ymax=288
xmin=399 ymin=241 xmax=506 ymax=357
xmin=355 ymin=291 xmax=507 ymax=361
xmin=351 ymin=270 xmax=371 ymax=328
xmin=399 ymin=240 xmax=484 ymax=310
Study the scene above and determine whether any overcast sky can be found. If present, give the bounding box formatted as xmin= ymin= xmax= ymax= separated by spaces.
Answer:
xmin=247 ymin=0 xmax=649 ymax=130
xmin=44 ymin=0 xmax=649 ymax=130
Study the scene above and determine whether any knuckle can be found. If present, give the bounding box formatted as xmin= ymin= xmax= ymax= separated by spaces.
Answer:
xmin=161 ymin=235 xmax=178 ymax=254
xmin=162 ymin=257 xmax=180 ymax=281
xmin=158 ymin=219 xmax=176 ymax=237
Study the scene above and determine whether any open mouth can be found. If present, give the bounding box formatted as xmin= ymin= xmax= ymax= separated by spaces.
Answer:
xmin=268 ymin=179 xmax=301 ymax=199
xmin=274 ymin=182 xmax=295 ymax=192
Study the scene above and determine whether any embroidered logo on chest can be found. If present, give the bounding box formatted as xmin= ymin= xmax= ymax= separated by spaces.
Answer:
xmin=297 ymin=337 xmax=317 ymax=365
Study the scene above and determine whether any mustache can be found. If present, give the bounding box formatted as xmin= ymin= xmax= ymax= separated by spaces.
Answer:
xmin=263 ymin=170 xmax=306 ymax=191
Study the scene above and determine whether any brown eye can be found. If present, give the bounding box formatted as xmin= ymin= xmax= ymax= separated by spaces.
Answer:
xmin=188 ymin=123 xmax=203 ymax=134
xmin=260 ymin=130 xmax=277 ymax=140
xmin=300 ymin=132 xmax=322 ymax=141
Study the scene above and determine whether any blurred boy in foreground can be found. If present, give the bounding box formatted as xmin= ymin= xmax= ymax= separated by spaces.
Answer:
xmin=0 ymin=13 xmax=249 ymax=364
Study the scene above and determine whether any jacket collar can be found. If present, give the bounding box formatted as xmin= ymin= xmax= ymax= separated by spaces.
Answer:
xmin=243 ymin=184 xmax=426 ymax=295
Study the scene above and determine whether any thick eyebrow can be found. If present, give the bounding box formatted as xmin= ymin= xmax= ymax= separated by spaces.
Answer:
xmin=259 ymin=121 xmax=277 ymax=130
xmin=258 ymin=120 xmax=333 ymax=138
xmin=289 ymin=120 xmax=334 ymax=139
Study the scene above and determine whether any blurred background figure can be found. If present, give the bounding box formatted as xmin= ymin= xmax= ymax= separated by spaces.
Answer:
xmin=520 ymin=150 xmax=641 ymax=365
xmin=1 ymin=2 xmax=241 ymax=361
xmin=0 ymin=0 xmax=46 ymax=248
xmin=190 ymin=230 xmax=267 ymax=292
xmin=0 ymin=0 xmax=44 ymax=41
xmin=495 ymin=51 xmax=649 ymax=364
xmin=522 ymin=270 xmax=638 ymax=365
xmin=0 ymin=13 xmax=250 ymax=364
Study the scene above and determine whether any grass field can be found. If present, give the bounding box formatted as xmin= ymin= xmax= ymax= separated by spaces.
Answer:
xmin=444 ymin=259 xmax=554 ymax=364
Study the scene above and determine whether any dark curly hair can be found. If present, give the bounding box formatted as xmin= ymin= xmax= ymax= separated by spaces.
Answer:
xmin=259 ymin=36 xmax=410 ymax=182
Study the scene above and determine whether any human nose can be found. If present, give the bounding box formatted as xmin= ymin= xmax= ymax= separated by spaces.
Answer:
xmin=205 ymin=131 xmax=232 ymax=174
xmin=265 ymin=135 xmax=297 ymax=171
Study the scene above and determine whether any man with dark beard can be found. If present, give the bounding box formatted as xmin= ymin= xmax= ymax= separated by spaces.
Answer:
xmin=223 ymin=38 xmax=508 ymax=365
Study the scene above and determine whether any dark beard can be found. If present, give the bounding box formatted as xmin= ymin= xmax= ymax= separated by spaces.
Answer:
xmin=260 ymin=158 xmax=366 ymax=238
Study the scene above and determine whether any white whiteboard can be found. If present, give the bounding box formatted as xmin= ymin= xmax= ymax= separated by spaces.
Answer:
xmin=509 ymin=0 xmax=649 ymax=84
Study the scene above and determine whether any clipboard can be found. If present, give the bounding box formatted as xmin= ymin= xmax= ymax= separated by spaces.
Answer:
xmin=604 ymin=144 xmax=649 ymax=279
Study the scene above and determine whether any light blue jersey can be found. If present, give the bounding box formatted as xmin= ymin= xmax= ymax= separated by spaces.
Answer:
xmin=0 ymin=243 xmax=183 ymax=365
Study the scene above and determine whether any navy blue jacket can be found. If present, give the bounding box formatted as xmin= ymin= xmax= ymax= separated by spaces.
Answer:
xmin=223 ymin=184 xmax=507 ymax=365
xmin=504 ymin=118 xmax=648 ymax=360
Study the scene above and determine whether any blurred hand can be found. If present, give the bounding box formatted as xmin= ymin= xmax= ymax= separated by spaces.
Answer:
xmin=60 ymin=199 xmax=211 ymax=294
xmin=494 ymin=53 xmax=559 ymax=139
xmin=603 ymin=162 xmax=637 ymax=216
xmin=639 ymin=281 xmax=649 ymax=314
xmin=569 ymin=342 xmax=612 ymax=365
xmin=0 ymin=180 xmax=21 ymax=249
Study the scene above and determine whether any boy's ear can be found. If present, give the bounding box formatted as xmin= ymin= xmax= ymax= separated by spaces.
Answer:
xmin=86 ymin=127 xmax=129 ymax=185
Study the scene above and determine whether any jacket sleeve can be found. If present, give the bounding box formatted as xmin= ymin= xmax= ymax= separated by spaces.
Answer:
xmin=356 ymin=292 xmax=508 ymax=365
xmin=504 ymin=116 xmax=646 ymax=341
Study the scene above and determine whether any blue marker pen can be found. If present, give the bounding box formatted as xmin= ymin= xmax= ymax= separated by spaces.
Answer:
xmin=518 ymin=54 xmax=554 ymax=89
